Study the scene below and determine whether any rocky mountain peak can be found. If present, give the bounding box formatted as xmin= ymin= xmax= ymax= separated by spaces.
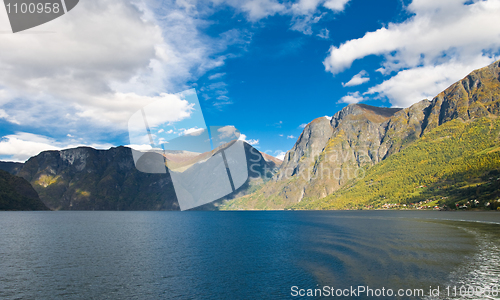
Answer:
xmin=330 ymin=103 xmax=402 ymax=128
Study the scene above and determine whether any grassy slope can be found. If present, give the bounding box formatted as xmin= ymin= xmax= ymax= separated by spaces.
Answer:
xmin=291 ymin=117 xmax=500 ymax=210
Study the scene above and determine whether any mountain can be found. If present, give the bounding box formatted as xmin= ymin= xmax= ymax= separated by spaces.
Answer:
xmin=222 ymin=59 xmax=500 ymax=210
xmin=0 ymin=161 xmax=24 ymax=175
xmin=2 ymin=143 xmax=279 ymax=211
xmin=16 ymin=146 xmax=177 ymax=210
xmin=0 ymin=170 xmax=49 ymax=210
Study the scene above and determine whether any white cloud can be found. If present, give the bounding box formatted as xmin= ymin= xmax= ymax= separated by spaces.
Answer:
xmin=323 ymin=0 xmax=500 ymax=107
xmin=0 ymin=109 xmax=20 ymax=125
xmin=342 ymin=70 xmax=369 ymax=87
xmin=80 ymin=93 xmax=194 ymax=128
xmin=287 ymin=135 xmax=296 ymax=139
xmin=299 ymin=123 xmax=307 ymax=128
xmin=323 ymin=0 xmax=350 ymax=11
xmin=290 ymin=13 xmax=324 ymax=35
xmin=0 ymin=132 xmax=112 ymax=162
xmin=339 ymin=91 xmax=364 ymax=104
xmin=324 ymin=115 xmax=332 ymax=120
xmin=238 ymin=133 xmax=259 ymax=145
xmin=208 ymin=72 xmax=226 ymax=80
xmin=0 ymin=0 xmax=242 ymax=145
xmin=126 ymin=144 xmax=153 ymax=151
xmin=217 ymin=125 xmax=240 ymax=139
xmin=179 ymin=127 xmax=205 ymax=136
xmin=239 ymin=0 xmax=287 ymax=20
xmin=218 ymin=0 xmax=350 ymax=35
xmin=317 ymin=28 xmax=330 ymax=39
xmin=365 ymin=57 xmax=493 ymax=107
xmin=288 ymin=0 xmax=350 ymax=35
xmin=275 ymin=151 xmax=286 ymax=160
xmin=291 ymin=0 xmax=350 ymax=15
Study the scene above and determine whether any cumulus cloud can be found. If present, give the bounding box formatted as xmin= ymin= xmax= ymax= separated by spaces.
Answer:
xmin=287 ymin=135 xmax=296 ymax=139
xmin=342 ymin=70 xmax=369 ymax=87
xmin=0 ymin=0 xmax=243 ymax=146
xmin=179 ymin=127 xmax=205 ymax=136
xmin=323 ymin=0 xmax=350 ymax=11
xmin=238 ymin=133 xmax=259 ymax=145
xmin=299 ymin=123 xmax=308 ymax=128
xmin=275 ymin=150 xmax=286 ymax=160
xmin=323 ymin=0 xmax=500 ymax=107
xmin=0 ymin=132 xmax=113 ymax=162
xmin=365 ymin=57 xmax=494 ymax=107
xmin=338 ymin=91 xmax=364 ymax=104
xmin=81 ymin=93 xmax=195 ymax=128
xmin=246 ymin=139 xmax=259 ymax=145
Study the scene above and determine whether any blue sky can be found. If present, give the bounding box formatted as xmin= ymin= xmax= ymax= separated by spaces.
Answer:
xmin=0 ymin=0 xmax=499 ymax=161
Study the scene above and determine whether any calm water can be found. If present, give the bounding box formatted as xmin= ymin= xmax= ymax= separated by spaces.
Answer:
xmin=0 ymin=211 xmax=499 ymax=299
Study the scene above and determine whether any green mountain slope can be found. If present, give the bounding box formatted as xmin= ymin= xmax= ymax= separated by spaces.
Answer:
xmin=292 ymin=117 xmax=500 ymax=210
xmin=0 ymin=170 xmax=49 ymax=211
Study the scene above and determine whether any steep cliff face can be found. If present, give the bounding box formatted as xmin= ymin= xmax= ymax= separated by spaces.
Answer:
xmin=0 ymin=170 xmax=49 ymax=211
xmin=223 ymin=59 xmax=500 ymax=210
xmin=301 ymin=104 xmax=404 ymax=200
xmin=278 ymin=116 xmax=333 ymax=180
xmin=224 ymin=104 xmax=403 ymax=209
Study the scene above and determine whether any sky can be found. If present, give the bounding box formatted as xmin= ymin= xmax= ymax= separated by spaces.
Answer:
xmin=0 ymin=0 xmax=499 ymax=161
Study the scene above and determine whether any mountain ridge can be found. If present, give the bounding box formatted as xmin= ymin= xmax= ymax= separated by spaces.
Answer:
xmin=0 ymin=143 xmax=279 ymax=210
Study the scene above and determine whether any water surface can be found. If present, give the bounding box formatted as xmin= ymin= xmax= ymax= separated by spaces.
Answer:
xmin=0 ymin=211 xmax=499 ymax=299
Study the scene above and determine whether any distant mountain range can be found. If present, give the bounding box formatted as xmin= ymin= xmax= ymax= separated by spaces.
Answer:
xmin=222 ymin=59 xmax=500 ymax=210
xmin=0 ymin=144 xmax=280 ymax=211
